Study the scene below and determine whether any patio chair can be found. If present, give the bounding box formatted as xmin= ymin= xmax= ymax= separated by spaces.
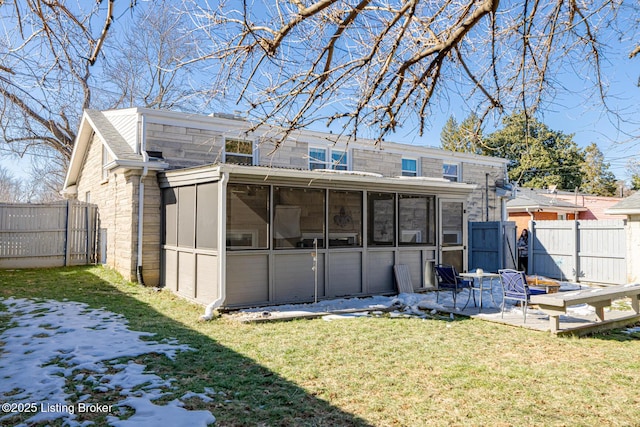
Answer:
xmin=434 ymin=264 xmax=473 ymax=309
xmin=498 ymin=269 xmax=547 ymax=323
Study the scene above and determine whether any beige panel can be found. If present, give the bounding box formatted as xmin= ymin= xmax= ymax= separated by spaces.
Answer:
xmin=163 ymin=188 xmax=177 ymax=246
xmin=367 ymin=251 xmax=395 ymax=293
xmin=226 ymin=254 xmax=269 ymax=305
xmin=178 ymin=251 xmax=196 ymax=299
xmin=196 ymin=253 xmax=219 ymax=304
xmin=274 ymin=252 xmax=325 ymax=303
xmin=398 ymin=250 xmax=422 ymax=291
xmin=163 ymin=249 xmax=178 ymax=292
xmin=328 ymin=252 xmax=362 ymax=297
xmin=178 ymin=187 xmax=196 ymax=248
xmin=196 ymin=183 xmax=218 ymax=249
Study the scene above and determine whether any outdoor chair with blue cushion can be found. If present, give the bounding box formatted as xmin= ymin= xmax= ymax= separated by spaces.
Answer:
xmin=498 ymin=269 xmax=547 ymax=322
xmin=434 ymin=264 xmax=473 ymax=309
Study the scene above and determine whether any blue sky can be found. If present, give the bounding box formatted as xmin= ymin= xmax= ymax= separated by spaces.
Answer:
xmin=2 ymin=1 xmax=640 ymax=184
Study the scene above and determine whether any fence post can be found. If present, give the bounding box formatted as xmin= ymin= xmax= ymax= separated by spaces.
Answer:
xmin=573 ymin=220 xmax=579 ymax=283
xmin=85 ymin=204 xmax=90 ymax=263
xmin=64 ymin=200 xmax=71 ymax=266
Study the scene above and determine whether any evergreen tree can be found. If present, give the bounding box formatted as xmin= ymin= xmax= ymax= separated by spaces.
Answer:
xmin=440 ymin=113 xmax=483 ymax=154
xmin=482 ymin=112 xmax=585 ymax=190
xmin=440 ymin=116 xmax=460 ymax=152
xmin=581 ymin=143 xmax=617 ymax=196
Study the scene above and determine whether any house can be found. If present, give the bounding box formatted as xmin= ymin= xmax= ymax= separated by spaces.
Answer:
xmin=507 ymin=187 xmax=624 ymax=233
xmin=62 ymin=108 xmax=510 ymax=309
xmin=605 ymin=192 xmax=640 ymax=283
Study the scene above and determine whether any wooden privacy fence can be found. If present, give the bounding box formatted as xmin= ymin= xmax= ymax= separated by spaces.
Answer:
xmin=530 ymin=219 xmax=626 ymax=285
xmin=0 ymin=201 xmax=98 ymax=269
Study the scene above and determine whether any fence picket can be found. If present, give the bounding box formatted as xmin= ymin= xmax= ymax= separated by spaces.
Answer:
xmin=0 ymin=202 xmax=97 ymax=268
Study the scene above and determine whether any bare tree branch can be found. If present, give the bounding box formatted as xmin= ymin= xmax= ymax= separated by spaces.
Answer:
xmin=191 ymin=0 xmax=635 ymax=146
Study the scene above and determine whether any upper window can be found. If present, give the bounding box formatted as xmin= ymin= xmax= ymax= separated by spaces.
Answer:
xmin=331 ymin=150 xmax=348 ymax=170
xmin=225 ymin=138 xmax=254 ymax=165
xmin=443 ymin=163 xmax=459 ymax=182
xmin=309 ymin=148 xmax=348 ymax=171
xmin=402 ymin=159 xmax=418 ymax=177
xmin=309 ymin=148 xmax=327 ymax=170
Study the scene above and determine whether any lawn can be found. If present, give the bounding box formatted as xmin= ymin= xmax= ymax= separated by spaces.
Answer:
xmin=1 ymin=266 xmax=639 ymax=426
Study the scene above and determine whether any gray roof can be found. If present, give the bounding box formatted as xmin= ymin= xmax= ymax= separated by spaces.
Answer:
xmin=507 ymin=188 xmax=584 ymax=211
xmin=606 ymin=192 xmax=640 ymax=214
xmin=84 ymin=109 xmax=141 ymax=162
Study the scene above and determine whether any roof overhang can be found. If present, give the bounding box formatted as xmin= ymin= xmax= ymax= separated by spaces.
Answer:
xmin=105 ymin=159 xmax=170 ymax=172
xmin=63 ymin=111 xmax=96 ymax=191
xmin=605 ymin=208 xmax=640 ymax=215
xmin=507 ymin=205 xmax=587 ymax=213
xmin=159 ymin=164 xmax=477 ymax=196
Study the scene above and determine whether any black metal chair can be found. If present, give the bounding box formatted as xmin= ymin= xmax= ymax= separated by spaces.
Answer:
xmin=498 ymin=269 xmax=546 ymax=322
xmin=434 ymin=264 xmax=473 ymax=309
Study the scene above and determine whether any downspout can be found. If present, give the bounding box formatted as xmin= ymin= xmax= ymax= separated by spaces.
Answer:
xmin=202 ymin=171 xmax=228 ymax=320
xmin=137 ymin=113 xmax=148 ymax=285
xmin=525 ymin=207 xmax=535 ymax=222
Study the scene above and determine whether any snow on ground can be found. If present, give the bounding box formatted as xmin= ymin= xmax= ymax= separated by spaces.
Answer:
xmin=0 ymin=297 xmax=215 ymax=427
xmin=1 ymin=283 xmax=637 ymax=426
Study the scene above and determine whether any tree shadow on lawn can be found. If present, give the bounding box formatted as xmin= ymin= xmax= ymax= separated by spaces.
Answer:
xmin=0 ymin=266 xmax=373 ymax=426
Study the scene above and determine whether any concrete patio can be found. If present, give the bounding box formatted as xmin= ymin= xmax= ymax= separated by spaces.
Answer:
xmin=229 ymin=279 xmax=640 ymax=336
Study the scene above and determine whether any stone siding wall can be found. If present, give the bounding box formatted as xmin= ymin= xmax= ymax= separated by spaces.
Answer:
xmin=74 ymin=134 xmax=135 ymax=281
xmin=259 ymin=139 xmax=309 ymax=169
xmin=74 ymin=133 xmax=162 ymax=284
xmin=145 ymin=123 xmax=224 ymax=168
xmin=420 ymin=158 xmax=443 ymax=178
xmin=462 ymin=163 xmax=505 ymax=223
xmin=140 ymin=173 xmax=162 ymax=286
xmin=351 ymin=149 xmax=401 ymax=177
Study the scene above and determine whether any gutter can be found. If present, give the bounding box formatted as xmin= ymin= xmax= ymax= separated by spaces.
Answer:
xmin=106 ymin=159 xmax=169 ymax=170
xmin=201 ymin=171 xmax=228 ymax=320
xmin=136 ymin=113 xmax=149 ymax=285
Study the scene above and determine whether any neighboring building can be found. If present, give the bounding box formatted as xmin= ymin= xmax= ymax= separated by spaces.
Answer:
xmin=63 ymin=108 xmax=510 ymax=309
xmin=605 ymin=192 xmax=640 ymax=283
xmin=507 ymin=187 xmax=624 ymax=233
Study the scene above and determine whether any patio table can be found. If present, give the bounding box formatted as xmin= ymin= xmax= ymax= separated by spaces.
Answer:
xmin=459 ymin=271 xmax=500 ymax=312
xmin=526 ymin=275 xmax=561 ymax=294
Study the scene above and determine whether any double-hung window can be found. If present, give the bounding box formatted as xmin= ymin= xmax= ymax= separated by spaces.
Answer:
xmin=402 ymin=158 xmax=418 ymax=176
xmin=225 ymin=138 xmax=254 ymax=165
xmin=309 ymin=148 xmax=327 ymax=170
xmin=309 ymin=148 xmax=349 ymax=171
xmin=331 ymin=150 xmax=348 ymax=170
xmin=443 ymin=163 xmax=459 ymax=182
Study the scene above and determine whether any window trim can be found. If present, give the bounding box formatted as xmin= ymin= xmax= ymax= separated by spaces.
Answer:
xmin=309 ymin=147 xmax=349 ymax=171
xmin=224 ymin=137 xmax=255 ymax=165
xmin=443 ymin=162 xmax=460 ymax=182
xmin=309 ymin=147 xmax=328 ymax=170
xmin=401 ymin=158 xmax=419 ymax=177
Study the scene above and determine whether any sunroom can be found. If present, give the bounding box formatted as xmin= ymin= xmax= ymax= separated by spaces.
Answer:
xmin=159 ymin=164 xmax=476 ymax=309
